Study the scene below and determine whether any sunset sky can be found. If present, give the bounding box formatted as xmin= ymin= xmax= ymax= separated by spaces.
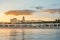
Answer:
xmin=0 ymin=0 xmax=60 ymax=22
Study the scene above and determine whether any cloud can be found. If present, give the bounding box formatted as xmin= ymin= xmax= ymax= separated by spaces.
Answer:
xmin=4 ymin=10 xmax=34 ymax=16
xmin=32 ymin=6 xmax=43 ymax=10
xmin=52 ymin=3 xmax=60 ymax=6
xmin=35 ymin=7 xmax=43 ymax=9
xmin=41 ymin=9 xmax=60 ymax=14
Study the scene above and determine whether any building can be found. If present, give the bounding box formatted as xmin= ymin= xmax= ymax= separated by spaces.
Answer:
xmin=18 ymin=20 xmax=21 ymax=23
xmin=21 ymin=16 xmax=25 ymax=23
xmin=55 ymin=19 xmax=60 ymax=22
xmin=10 ymin=18 xmax=17 ymax=24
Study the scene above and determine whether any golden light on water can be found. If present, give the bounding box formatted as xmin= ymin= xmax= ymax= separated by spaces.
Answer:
xmin=0 ymin=29 xmax=56 ymax=36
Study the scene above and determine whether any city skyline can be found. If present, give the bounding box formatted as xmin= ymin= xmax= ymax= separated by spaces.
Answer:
xmin=0 ymin=0 xmax=60 ymax=22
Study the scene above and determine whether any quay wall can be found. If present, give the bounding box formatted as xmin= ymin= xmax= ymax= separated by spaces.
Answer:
xmin=0 ymin=23 xmax=60 ymax=29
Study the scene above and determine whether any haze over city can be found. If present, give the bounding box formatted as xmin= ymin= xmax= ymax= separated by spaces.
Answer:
xmin=0 ymin=0 xmax=60 ymax=22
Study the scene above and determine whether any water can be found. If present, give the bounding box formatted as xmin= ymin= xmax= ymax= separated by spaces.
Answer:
xmin=0 ymin=29 xmax=60 ymax=40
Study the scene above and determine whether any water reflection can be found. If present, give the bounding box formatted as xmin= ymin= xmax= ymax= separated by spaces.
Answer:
xmin=10 ymin=29 xmax=17 ymax=36
xmin=9 ymin=29 xmax=17 ymax=40
xmin=0 ymin=29 xmax=60 ymax=40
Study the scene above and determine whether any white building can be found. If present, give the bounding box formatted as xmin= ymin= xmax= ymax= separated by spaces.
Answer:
xmin=10 ymin=18 xmax=17 ymax=24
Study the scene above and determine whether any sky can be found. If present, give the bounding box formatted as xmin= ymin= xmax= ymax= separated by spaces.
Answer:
xmin=0 ymin=0 xmax=60 ymax=22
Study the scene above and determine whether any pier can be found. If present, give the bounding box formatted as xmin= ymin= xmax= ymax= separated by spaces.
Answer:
xmin=0 ymin=23 xmax=60 ymax=29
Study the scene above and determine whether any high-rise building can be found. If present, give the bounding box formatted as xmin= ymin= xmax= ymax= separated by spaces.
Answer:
xmin=21 ymin=16 xmax=25 ymax=23
xmin=10 ymin=18 xmax=17 ymax=24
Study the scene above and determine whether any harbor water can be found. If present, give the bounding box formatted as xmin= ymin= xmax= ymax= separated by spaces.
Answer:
xmin=0 ymin=29 xmax=60 ymax=40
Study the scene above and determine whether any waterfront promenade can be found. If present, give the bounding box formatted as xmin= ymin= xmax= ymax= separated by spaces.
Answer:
xmin=0 ymin=23 xmax=60 ymax=29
